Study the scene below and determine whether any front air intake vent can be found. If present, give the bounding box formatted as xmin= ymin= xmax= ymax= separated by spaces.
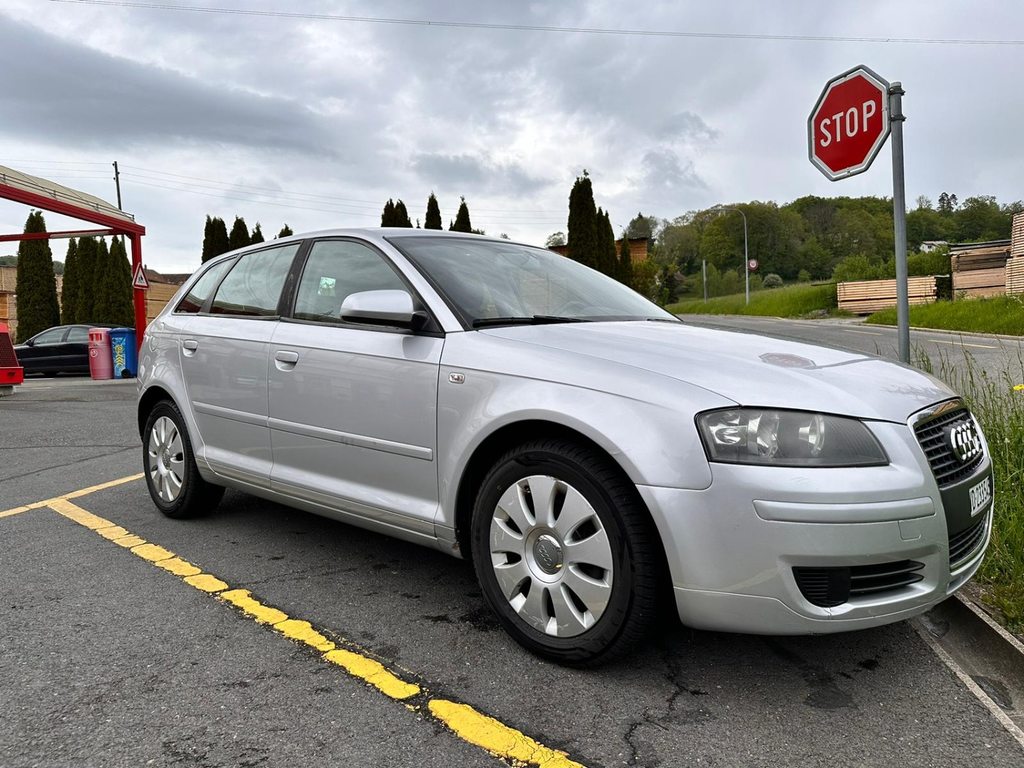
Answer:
xmin=794 ymin=560 xmax=925 ymax=607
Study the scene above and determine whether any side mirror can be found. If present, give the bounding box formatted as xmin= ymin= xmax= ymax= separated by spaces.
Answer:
xmin=340 ymin=290 xmax=420 ymax=329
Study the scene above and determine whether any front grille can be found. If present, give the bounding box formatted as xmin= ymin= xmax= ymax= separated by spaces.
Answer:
xmin=794 ymin=560 xmax=925 ymax=608
xmin=914 ymin=407 xmax=984 ymax=488
xmin=949 ymin=515 xmax=988 ymax=570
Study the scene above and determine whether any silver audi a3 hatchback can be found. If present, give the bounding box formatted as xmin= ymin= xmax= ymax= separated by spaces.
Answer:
xmin=138 ymin=229 xmax=993 ymax=665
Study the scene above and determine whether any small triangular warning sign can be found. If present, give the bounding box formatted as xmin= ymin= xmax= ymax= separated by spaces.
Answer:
xmin=133 ymin=264 xmax=150 ymax=290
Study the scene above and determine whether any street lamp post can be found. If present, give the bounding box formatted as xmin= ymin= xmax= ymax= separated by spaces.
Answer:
xmin=711 ymin=206 xmax=749 ymax=305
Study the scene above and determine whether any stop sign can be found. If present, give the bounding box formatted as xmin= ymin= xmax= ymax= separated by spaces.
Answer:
xmin=808 ymin=65 xmax=891 ymax=181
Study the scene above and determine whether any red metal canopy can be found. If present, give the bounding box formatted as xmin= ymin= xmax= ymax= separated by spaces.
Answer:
xmin=0 ymin=165 xmax=147 ymax=348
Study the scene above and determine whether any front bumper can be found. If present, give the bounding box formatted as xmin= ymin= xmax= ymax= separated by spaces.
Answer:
xmin=639 ymin=416 xmax=993 ymax=634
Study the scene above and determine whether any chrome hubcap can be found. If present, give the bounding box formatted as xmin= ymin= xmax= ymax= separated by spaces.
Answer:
xmin=147 ymin=416 xmax=185 ymax=503
xmin=489 ymin=475 xmax=613 ymax=637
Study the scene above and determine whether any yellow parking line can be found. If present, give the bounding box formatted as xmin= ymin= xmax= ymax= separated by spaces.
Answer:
xmin=43 ymin=496 xmax=585 ymax=768
xmin=0 ymin=472 xmax=144 ymax=519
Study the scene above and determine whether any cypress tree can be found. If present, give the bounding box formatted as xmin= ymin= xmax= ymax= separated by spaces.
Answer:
xmin=393 ymin=199 xmax=413 ymax=227
xmin=228 ymin=216 xmax=251 ymax=251
xmin=75 ymin=236 xmax=98 ymax=323
xmin=250 ymin=223 xmax=265 ymax=244
xmin=201 ymin=215 xmax=216 ymax=263
xmin=14 ymin=211 xmax=60 ymax=341
xmin=618 ymin=231 xmax=634 ymax=288
xmin=91 ymin=239 xmax=113 ymax=323
xmin=61 ymin=238 xmax=79 ymax=325
xmin=381 ymin=199 xmax=396 ymax=226
xmin=108 ymin=237 xmax=135 ymax=327
xmin=424 ymin=193 xmax=442 ymax=230
xmin=567 ymin=173 xmax=599 ymax=268
xmin=450 ymin=197 xmax=473 ymax=232
xmin=597 ymin=209 xmax=618 ymax=277
xmin=208 ymin=217 xmax=230 ymax=259
xmin=277 ymin=224 xmax=293 ymax=238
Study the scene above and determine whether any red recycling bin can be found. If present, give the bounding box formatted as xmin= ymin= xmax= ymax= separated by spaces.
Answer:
xmin=88 ymin=328 xmax=113 ymax=380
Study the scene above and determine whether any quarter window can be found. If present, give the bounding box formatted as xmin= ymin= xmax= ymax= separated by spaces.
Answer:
xmin=293 ymin=240 xmax=407 ymax=322
xmin=210 ymin=244 xmax=299 ymax=317
xmin=32 ymin=327 xmax=66 ymax=345
xmin=176 ymin=258 xmax=234 ymax=314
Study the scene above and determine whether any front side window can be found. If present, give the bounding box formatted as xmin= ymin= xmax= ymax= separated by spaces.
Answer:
xmin=210 ymin=244 xmax=299 ymax=317
xmin=32 ymin=327 xmax=67 ymax=345
xmin=176 ymin=258 xmax=234 ymax=314
xmin=389 ymin=236 xmax=675 ymax=328
xmin=293 ymin=240 xmax=407 ymax=322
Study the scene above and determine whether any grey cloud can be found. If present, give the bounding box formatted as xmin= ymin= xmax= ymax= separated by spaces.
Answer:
xmin=639 ymin=148 xmax=707 ymax=192
xmin=654 ymin=111 xmax=719 ymax=143
xmin=410 ymin=153 xmax=549 ymax=195
xmin=0 ymin=15 xmax=335 ymax=155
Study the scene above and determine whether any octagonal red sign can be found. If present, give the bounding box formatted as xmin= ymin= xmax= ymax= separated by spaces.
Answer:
xmin=808 ymin=65 xmax=891 ymax=181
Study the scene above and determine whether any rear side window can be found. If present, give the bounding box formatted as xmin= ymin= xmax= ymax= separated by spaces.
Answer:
xmin=293 ymin=240 xmax=406 ymax=322
xmin=210 ymin=244 xmax=300 ymax=317
xmin=32 ymin=327 xmax=67 ymax=345
xmin=66 ymin=327 xmax=89 ymax=343
xmin=176 ymin=258 xmax=234 ymax=314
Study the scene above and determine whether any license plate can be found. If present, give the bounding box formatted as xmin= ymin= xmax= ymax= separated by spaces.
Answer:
xmin=969 ymin=476 xmax=992 ymax=517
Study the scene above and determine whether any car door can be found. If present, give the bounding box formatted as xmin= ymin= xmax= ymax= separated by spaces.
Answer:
xmin=268 ymin=238 xmax=443 ymax=536
xmin=178 ymin=242 xmax=301 ymax=488
xmin=20 ymin=326 xmax=67 ymax=372
xmin=63 ymin=326 xmax=90 ymax=372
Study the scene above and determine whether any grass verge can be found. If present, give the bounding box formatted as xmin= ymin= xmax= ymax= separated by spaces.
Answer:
xmin=668 ymin=283 xmax=839 ymax=318
xmin=866 ymin=295 xmax=1024 ymax=336
xmin=916 ymin=348 xmax=1024 ymax=630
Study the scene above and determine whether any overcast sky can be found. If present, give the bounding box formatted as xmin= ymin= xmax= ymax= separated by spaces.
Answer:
xmin=0 ymin=0 xmax=1022 ymax=272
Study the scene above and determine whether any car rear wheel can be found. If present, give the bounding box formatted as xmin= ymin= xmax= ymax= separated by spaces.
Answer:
xmin=470 ymin=439 xmax=660 ymax=666
xmin=143 ymin=400 xmax=224 ymax=519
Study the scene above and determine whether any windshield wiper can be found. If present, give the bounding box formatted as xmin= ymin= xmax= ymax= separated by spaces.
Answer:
xmin=471 ymin=315 xmax=590 ymax=328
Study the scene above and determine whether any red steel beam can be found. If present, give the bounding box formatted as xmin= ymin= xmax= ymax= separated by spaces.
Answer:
xmin=0 ymin=182 xmax=145 ymax=236
xmin=0 ymin=228 xmax=117 ymax=242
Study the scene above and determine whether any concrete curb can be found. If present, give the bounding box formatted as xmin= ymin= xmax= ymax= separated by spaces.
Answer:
xmin=865 ymin=322 xmax=1024 ymax=344
xmin=914 ymin=593 xmax=1024 ymax=749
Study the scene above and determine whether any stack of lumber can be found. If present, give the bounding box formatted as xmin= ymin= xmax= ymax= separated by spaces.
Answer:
xmin=837 ymin=277 xmax=937 ymax=315
xmin=950 ymin=240 xmax=1011 ymax=297
xmin=146 ymin=282 xmax=182 ymax=321
xmin=1007 ymin=258 xmax=1024 ymax=295
xmin=1012 ymin=212 xmax=1024 ymax=259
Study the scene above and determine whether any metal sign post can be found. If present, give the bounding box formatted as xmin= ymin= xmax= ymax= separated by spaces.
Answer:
xmin=809 ymin=65 xmax=909 ymax=363
xmin=889 ymin=82 xmax=909 ymax=363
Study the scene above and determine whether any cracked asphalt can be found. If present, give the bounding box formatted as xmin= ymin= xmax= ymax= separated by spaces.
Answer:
xmin=2 ymin=377 xmax=1022 ymax=767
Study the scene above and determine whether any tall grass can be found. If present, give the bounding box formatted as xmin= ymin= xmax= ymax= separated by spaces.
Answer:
xmin=867 ymin=295 xmax=1024 ymax=335
xmin=668 ymin=283 xmax=838 ymax=318
xmin=924 ymin=349 xmax=1024 ymax=629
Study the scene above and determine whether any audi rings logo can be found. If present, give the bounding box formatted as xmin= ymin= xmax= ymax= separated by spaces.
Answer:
xmin=947 ymin=421 xmax=983 ymax=464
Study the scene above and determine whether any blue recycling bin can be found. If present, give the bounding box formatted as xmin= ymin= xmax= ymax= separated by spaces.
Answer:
xmin=108 ymin=327 xmax=137 ymax=378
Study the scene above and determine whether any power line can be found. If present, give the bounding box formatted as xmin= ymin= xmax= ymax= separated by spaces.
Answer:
xmin=47 ymin=0 xmax=1024 ymax=46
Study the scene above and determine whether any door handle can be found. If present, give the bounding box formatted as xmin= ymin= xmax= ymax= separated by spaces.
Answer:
xmin=274 ymin=350 xmax=299 ymax=370
xmin=182 ymin=339 xmax=198 ymax=356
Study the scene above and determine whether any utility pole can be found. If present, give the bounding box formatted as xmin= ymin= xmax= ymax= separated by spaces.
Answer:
xmin=889 ymin=83 xmax=910 ymax=364
xmin=112 ymin=161 xmax=123 ymax=211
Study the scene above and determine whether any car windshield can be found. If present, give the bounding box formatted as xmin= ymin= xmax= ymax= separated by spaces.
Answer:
xmin=388 ymin=236 xmax=677 ymax=328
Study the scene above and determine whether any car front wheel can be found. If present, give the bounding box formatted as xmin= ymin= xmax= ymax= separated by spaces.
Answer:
xmin=143 ymin=400 xmax=224 ymax=519
xmin=471 ymin=439 xmax=661 ymax=666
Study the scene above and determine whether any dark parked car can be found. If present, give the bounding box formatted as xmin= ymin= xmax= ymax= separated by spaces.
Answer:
xmin=14 ymin=324 xmax=115 ymax=376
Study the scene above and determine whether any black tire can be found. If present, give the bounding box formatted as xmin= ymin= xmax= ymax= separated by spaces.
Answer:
xmin=470 ymin=438 xmax=661 ymax=666
xmin=142 ymin=399 xmax=224 ymax=519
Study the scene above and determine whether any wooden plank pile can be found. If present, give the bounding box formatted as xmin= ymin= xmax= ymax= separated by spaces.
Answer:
xmin=1012 ymin=212 xmax=1024 ymax=259
xmin=146 ymin=282 xmax=181 ymax=321
xmin=950 ymin=239 xmax=1011 ymax=297
xmin=837 ymin=276 xmax=937 ymax=314
xmin=1007 ymin=258 xmax=1024 ymax=295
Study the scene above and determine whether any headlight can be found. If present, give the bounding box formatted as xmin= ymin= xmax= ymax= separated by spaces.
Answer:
xmin=696 ymin=408 xmax=888 ymax=467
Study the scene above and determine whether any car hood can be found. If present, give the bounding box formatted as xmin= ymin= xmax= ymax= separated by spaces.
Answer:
xmin=481 ymin=321 xmax=955 ymax=423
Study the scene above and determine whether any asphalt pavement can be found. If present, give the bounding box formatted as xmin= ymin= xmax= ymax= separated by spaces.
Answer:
xmin=679 ymin=315 xmax=1024 ymax=388
xmin=2 ymin=375 xmax=1023 ymax=767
